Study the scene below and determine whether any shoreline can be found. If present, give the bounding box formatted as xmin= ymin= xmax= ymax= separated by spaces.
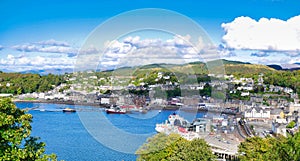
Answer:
xmin=13 ymin=99 xmax=104 ymax=107
xmin=13 ymin=99 xmax=237 ymax=115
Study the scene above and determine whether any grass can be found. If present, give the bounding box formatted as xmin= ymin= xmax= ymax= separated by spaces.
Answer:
xmin=23 ymin=97 xmax=37 ymax=101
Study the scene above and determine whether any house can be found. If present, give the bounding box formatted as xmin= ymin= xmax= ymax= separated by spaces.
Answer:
xmin=284 ymin=87 xmax=293 ymax=94
xmin=0 ymin=93 xmax=13 ymax=97
xmin=191 ymin=118 xmax=211 ymax=133
xmin=272 ymin=122 xmax=287 ymax=137
xmin=244 ymin=107 xmax=270 ymax=120
xmin=250 ymin=96 xmax=263 ymax=103
xmin=100 ymin=97 xmax=110 ymax=104
xmin=289 ymin=103 xmax=300 ymax=114
xmin=241 ymin=92 xmax=250 ymax=96
xmin=270 ymin=108 xmax=285 ymax=120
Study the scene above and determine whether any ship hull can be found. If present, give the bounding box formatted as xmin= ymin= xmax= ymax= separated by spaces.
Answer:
xmin=106 ymin=109 xmax=126 ymax=114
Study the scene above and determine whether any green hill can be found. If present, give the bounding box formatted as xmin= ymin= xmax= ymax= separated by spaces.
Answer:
xmin=109 ymin=59 xmax=276 ymax=77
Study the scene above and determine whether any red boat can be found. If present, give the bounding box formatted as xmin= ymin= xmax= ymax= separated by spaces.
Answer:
xmin=105 ymin=105 xmax=126 ymax=114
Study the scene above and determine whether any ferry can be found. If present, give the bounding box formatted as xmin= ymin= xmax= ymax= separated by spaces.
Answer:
xmin=155 ymin=113 xmax=211 ymax=136
xmin=155 ymin=113 xmax=190 ymax=133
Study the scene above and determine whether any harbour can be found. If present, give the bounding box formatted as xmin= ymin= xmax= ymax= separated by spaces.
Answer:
xmin=15 ymin=102 xmax=208 ymax=161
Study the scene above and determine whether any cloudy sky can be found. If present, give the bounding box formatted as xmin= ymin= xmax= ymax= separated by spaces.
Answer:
xmin=1 ymin=0 xmax=300 ymax=72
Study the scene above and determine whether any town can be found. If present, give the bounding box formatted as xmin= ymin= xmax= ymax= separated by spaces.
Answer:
xmin=15 ymin=68 xmax=300 ymax=133
xmin=1 ymin=61 xmax=300 ymax=160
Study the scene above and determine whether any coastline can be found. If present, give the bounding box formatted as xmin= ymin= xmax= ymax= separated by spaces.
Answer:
xmin=13 ymin=99 xmax=237 ymax=115
xmin=13 ymin=99 xmax=104 ymax=107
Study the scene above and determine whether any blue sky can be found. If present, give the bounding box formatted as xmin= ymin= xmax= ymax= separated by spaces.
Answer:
xmin=1 ymin=0 xmax=300 ymax=72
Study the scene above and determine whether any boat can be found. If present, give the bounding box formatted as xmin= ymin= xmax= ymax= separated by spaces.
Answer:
xmin=62 ymin=108 xmax=76 ymax=112
xmin=155 ymin=113 xmax=210 ymax=134
xmin=155 ymin=113 xmax=190 ymax=133
xmin=105 ymin=105 xmax=126 ymax=114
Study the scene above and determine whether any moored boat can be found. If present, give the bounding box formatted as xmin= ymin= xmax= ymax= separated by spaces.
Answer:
xmin=62 ymin=108 xmax=76 ymax=112
xmin=155 ymin=113 xmax=190 ymax=133
xmin=105 ymin=105 xmax=126 ymax=114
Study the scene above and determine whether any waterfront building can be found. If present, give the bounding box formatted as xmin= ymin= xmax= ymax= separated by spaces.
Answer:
xmin=244 ymin=107 xmax=270 ymax=121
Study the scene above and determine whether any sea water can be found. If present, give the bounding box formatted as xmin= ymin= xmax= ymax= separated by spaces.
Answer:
xmin=15 ymin=102 xmax=205 ymax=161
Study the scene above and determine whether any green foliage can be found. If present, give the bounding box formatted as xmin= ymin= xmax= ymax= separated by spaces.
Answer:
xmin=166 ymin=87 xmax=181 ymax=98
xmin=129 ymin=89 xmax=149 ymax=96
xmin=199 ymin=83 xmax=212 ymax=96
xmin=136 ymin=133 xmax=216 ymax=161
xmin=0 ymin=98 xmax=57 ymax=161
xmin=152 ymin=87 xmax=182 ymax=99
xmin=238 ymin=137 xmax=282 ymax=161
xmin=0 ymin=73 xmax=65 ymax=94
xmin=238 ymin=132 xmax=300 ymax=161
xmin=227 ymin=90 xmax=250 ymax=101
xmin=197 ymin=75 xmax=211 ymax=82
xmin=286 ymin=121 xmax=296 ymax=128
xmin=280 ymin=131 xmax=300 ymax=161
xmin=152 ymin=87 xmax=167 ymax=99
xmin=264 ymin=71 xmax=300 ymax=95
xmin=211 ymin=91 xmax=226 ymax=100
xmin=225 ymin=64 xmax=274 ymax=76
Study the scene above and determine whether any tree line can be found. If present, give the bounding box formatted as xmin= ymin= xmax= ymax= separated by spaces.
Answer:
xmin=0 ymin=72 xmax=65 ymax=94
xmin=136 ymin=131 xmax=300 ymax=160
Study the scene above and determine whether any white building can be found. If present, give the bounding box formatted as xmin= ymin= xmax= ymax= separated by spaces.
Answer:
xmin=0 ymin=93 xmax=13 ymax=97
xmin=100 ymin=97 xmax=110 ymax=104
xmin=272 ymin=122 xmax=287 ymax=137
xmin=244 ymin=107 xmax=270 ymax=119
xmin=241 ymin=92 xmax=250 ymax=96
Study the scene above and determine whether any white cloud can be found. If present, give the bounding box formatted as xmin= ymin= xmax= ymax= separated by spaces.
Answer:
xmin=0 ymin=54 xmax=75 ymax=72
xmin=99 ymin=34 xmax=215 ymax=68
xmin=13 ymin=44 xmax=75 ymax=54
xmin=35 ymin=39 xmax=70 ymax=47
xmin=79 ymin=45 xmax=99 ymax=55
xmin=288 ymin=57 xmax=300 ymax=64
xmin=222 ymin=15 xmax=300 ymax=55
xmin=38 ymin=46 xmax=74 ymax=53
xmin=250 ymin=51 xmax=270 ymax=57
xmin=257 ymin=57 xmax=291 ymax=65
xmin=4 ymin=36 xmax=221 ymax=72
xmin=217 ymin=44 xmax=236 ymax=57
xmin=12 ymin=39 xmax=76 ymax=55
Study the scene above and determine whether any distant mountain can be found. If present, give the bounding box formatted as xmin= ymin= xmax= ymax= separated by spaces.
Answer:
xmin=106 ymin=59 xmax=274 ymax=76
xmin=139 ymin=63 xmax=177 ymax=69
xmin=188 ymin=59 xmax=250 ymax=65
xmin=267 ymin=64 xmax=300 ymax=71
xmin=20 ymin=68 xmax=74 ymax=75
xmin=267 ymin=64 xmax=283 ymax=70
xmin=3 ymin=59 xmax=294 ymax=76
xmin=216 ymin=59 xmax=251 ymax=65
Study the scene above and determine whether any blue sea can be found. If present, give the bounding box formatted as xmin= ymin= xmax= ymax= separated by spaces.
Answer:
xmin=15 ymin=102 xmax=205 ymax=161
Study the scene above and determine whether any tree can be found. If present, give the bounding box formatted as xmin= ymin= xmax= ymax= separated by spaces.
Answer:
xmin=169 ymin=138 xmax=216 ymax=161
xmin=286 ymin=121 xmax=296 ymax=128
xmin=136 ymin=133 xmax=216 ymax=161
xmin=200 ymin=83 xmax=212 ymax=96
xmin=0 ymin=98 xmax=57 ymax=161
xmin=279 ymin=131 xmax=300 ymax=161
xmin=238 ymin=136 xmax=280 ymax=161
xmin=238 ymin=132 xmax=300 ymax=161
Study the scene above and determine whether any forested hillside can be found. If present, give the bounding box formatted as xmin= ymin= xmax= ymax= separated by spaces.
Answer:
xmin=0 ymin=72 xmax=65 ymax=94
